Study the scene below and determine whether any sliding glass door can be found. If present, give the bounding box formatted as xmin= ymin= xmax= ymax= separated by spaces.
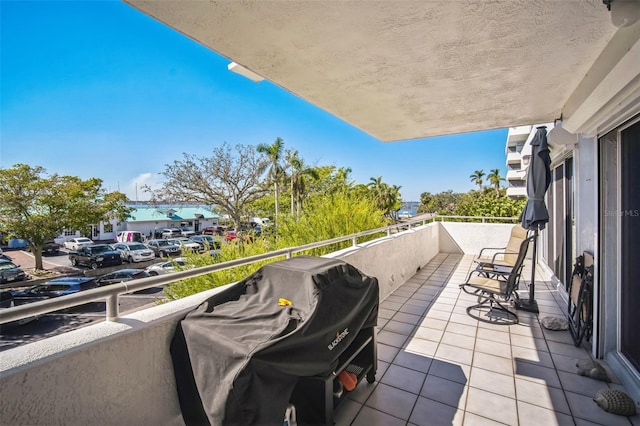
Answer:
xmin=620 ymin=120 xmax=640 ymax=371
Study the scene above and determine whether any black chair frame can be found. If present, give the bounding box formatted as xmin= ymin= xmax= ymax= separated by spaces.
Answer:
xmin=460 ymin=235 xmax=535 ymax=325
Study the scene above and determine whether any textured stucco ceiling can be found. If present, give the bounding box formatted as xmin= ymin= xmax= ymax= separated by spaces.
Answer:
xmin=124 ymin=0 xmax=617 ymax=142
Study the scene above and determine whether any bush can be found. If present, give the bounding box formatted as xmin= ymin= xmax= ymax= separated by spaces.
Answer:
xmin=164 ymin=238 xmax=278 ymax=300
xmin=164 ymin=192 xmax=387 ymax=299
xmin=454 ymin=189 xmax=525 ymax=220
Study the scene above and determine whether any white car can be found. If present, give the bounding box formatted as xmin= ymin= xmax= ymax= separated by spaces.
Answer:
xmin=112 ymin=242 xmax=155 ymax=263
xmin=161 ymin=228 xmax=182 ymax=239
xmin=144 ymin=258 xmax=187 ymax=276
xmin=168 ymin=238 xmax=202 ymax=252
xmin=63 ymin=237 xmax=95 ymax=251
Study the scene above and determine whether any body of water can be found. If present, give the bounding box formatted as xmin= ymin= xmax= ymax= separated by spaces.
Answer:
xmin=398 ymin=201 xmax=420 ymax=217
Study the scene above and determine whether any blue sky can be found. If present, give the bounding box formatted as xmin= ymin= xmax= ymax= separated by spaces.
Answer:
xmin=1 ymin=1 xmax=509 ymax=202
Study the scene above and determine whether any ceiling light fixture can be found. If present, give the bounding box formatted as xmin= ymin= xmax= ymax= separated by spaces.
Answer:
xmin=227 ymin=62 xmax=264 ymax=83
xmin=603 ymin=0 xmax=640 ymax=28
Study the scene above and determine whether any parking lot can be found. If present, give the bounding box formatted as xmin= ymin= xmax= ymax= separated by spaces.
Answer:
xmin=0 ymin=248 xmax=169 ymax=351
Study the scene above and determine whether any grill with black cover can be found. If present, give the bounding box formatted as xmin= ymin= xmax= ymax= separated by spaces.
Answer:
xmin=171 ymin=256 xmax=379 ymax=426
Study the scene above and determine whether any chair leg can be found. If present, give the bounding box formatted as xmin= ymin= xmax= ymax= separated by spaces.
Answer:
xmin=466 ymin=294 xmax=518 ymax=325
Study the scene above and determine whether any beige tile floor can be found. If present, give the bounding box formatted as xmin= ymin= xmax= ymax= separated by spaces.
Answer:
xmin=334 ymin=253 xmax=640 ymax=426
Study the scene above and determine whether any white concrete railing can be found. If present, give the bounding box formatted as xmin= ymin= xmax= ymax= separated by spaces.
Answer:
xmin=0 ymin=220 xmax=516 ymax=426
xmin=0 ymin=219 xmax=433 ymax=325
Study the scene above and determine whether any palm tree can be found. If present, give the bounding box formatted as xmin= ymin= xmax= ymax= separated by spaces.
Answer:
xmin=257 ymin=137 xmax=285 ymax=226
xmin=487 ymin=168 xmax=504 ymax=193
xmin=286 ymin=150 xmax=319 ymax=218
xmin=368 ymin=176 xmax=386 ymax=210
xmin=469 ymin=170 xmax=485 ymax=190
xmin=368 ymin=177 xmax=402 ymax=219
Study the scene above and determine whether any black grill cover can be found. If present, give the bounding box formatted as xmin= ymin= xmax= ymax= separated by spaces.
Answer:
xmin=170 ymin=256 xmax=378 ymax=426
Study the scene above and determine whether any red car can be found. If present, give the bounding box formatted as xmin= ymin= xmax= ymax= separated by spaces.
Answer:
xmin=202 ymin=225 xmax=226 ymax=236
xmin=223 ymin=230 xmax=238 ymax=242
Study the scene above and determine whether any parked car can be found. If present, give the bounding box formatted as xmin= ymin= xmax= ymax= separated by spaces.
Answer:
xmin=160 ymin=228 xmax=182 ymax=239
xmin=63 ymin=237 xmax=95 ymax=251
xmin=41 ymin=240 xmax=61 ymax=255
xmin=115 ymin=231 xmax=145 ymax=243
xmin=11 ymin=277 xmax=98 ymax=305
xmin=167 ymin=238 xmax=201 ymax=252
xmin=0 ymin=290 xmax=15 ymax=309
xmin=180 ymin=229 xmax=196 ymax=237
xmin=202 ymin=225 xmax=225 ymax=236
xmin=0 ymin=247 xmax=10 ymax=261
xmin=0 ymin=259 xmax=28 ymax=284
xmin=112 ymin=242 xmax=155 ymax=263
xmin=25 ymin=240 xmax=60 ymax=255
xmin=68 ymin=244 xmax=123 ymax=269
xmin=250 ymin=225 xmax=262 ymax=237
xmin=146 ymin=239 xmax=182 ymax=257
xmin=189 ymin=235 xmax=220 ymax=250
xmin=223 ymin=230 xmax=238 ymax=242
xmin=144 ymin=258 xmax=187 ymax=276
xmin=250 ymin=217 xmax=271 ymax=227
xmin=0 ymin=290 xmax=38 ymax=327
xmin=96 ymin=269 xmax=150 ymax=287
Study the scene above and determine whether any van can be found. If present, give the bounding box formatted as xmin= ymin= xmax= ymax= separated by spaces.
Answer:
xmin=250 ymin=217 xmax=271 ymax=227
xmin=115 ymin=231 xmax=145 ymax=243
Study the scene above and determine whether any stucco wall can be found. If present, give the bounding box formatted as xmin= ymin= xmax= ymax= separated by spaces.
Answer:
xmin=438 ymin=222 xmax=515 ymax=256
xmin=0 ymin=287 xmax=223 ymax=426
xmin=0 ymin=224 xmax=443 ymax=425
xmin=328 ymin=223 xmax=441 ymax=301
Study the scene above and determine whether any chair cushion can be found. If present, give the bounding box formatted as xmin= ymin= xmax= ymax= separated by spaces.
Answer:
xmin=464 ymin=275 xmax=509 ymax=295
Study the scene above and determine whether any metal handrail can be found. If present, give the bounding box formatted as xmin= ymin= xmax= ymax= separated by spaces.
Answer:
xmin=0 ymin=215 xmax=518 ymax=324
xmin=433 ymin=215 xmax=520 ymax=223
xmin=0 ymin=218 xmax=425 ymax=324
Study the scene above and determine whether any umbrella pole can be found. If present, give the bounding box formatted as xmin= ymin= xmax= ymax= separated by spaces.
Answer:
xmin=516 ymin=228 xmax=540 ymax=313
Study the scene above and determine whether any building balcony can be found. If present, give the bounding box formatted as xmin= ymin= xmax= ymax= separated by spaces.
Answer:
xmin=506 ymin=152 xmax=522 ymax=165
xmin=507 ymin=187 xmax=528 ymax=198
xmin=506 ymin=169 xmax=527 ymax=181
xmin=1 ymin=220 xmax=638 ymax=425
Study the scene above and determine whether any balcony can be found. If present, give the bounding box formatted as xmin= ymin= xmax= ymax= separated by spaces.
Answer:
xmin=1 ymin=220 xmax=637 ymax=425
xmin=507 ymin=187 xmax=528 ymax=199
xmin=506 ymin=152 xmax=522 ymax=165
xmin=506 ymin=169 xmax=527 ymax=181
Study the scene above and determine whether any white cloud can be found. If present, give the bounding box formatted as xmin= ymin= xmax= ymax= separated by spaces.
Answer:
xmin=123 ymin=172 xmax=163 ymax=201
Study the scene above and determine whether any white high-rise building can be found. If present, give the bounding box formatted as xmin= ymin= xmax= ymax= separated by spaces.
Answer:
xmin=505 ymin=123 xmax=553 ymax=199
xmin=505 ymin=126 xmax=532 ymax=199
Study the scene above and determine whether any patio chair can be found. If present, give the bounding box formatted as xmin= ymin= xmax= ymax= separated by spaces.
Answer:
xmin=460 ymin=234 xmax=535 ymax=324
xmin=473 ymin=225 xmax=529 ymax=270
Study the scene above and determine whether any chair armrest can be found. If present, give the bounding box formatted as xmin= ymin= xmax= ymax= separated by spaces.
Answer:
xmin=489 ymin=250 xmax=519 ymax=262
xmin=477 ymin=246 xmax=507 ymax=259
xmin=471 ymin=264 xmax=514 ymax=281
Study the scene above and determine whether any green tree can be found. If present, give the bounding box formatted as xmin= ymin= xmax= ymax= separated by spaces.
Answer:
xmin=469 ymin=169 xmax=485 ymax=190
xmin=427 ymin=190 xmax=461 ymax=214
xmin=147 ymin=143 xmax=268 ymax=229
xmin=305 ymin=165 xmax=353 ymax=196
xmin=418 ymin=191 xmax=433 ymax=213
xmin=367 ymin=176 xmax=402 ymax=220
xmin=257 ymin=137 xmax=285 ymax=227
xmin=285 ymin=150 xmax=319 ymax=219
xmin=455 ymin=188 xmax=525 ymax=219
xmin=487 ymin=168 xmax=504 ymax=194
xmin=0 ymin=164 xmax=130 ymax=270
